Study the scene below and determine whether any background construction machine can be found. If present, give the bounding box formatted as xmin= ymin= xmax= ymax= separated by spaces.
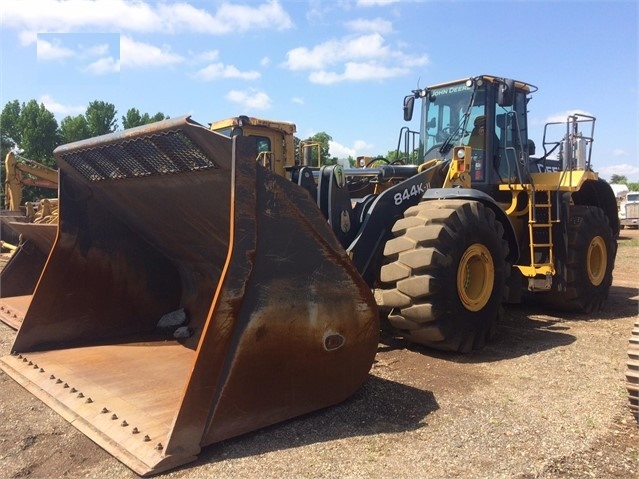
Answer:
xmin=1 ymin=152 xmax=59 ymax=327
xmin=0 ymin=75 xmax=619 ymax=475
xmin=3 ymin=151 xmax=58 ymax=212
xmin=1 ymin=151 xmax=58 ymax=246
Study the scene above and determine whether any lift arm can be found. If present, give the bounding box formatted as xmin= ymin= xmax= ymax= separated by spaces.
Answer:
xmin=4 ymin=152 xmax=58 ymax=211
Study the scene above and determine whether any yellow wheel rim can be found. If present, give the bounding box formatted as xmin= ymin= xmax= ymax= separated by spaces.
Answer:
xmin=457 ymin=243 xmax=495 ymax=312
xmin=587 ymin=236 xmax=607 ymax=286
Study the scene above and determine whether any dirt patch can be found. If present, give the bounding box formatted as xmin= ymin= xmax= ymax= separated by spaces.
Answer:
xmin=0 ymin=231 xmax=637 ymax=479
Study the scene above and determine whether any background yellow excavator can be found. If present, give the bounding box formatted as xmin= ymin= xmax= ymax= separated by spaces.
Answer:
xmin=1 ymin=152 xmax=59 ymax=325
xmin=4 ymin=151 xmax=58 ymax=212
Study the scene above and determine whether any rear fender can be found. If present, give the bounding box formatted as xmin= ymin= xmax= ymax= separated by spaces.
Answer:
xmin=572 ymin=178 xmax=620 ymax=236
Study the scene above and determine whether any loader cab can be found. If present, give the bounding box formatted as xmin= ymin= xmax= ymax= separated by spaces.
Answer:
xmin=210 ymin=115 xmax=297 ymax=177
xmin=413 ymin=76 xmax=537 ymax=188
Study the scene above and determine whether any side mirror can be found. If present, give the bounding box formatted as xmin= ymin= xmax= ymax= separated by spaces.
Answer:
xmin=497 ymin=79 xmax=515 ymax=107
xmin=403 ymin=95 xmax=415 ymax=121
xmin=527 ymin=139 xmax=536 ymax=156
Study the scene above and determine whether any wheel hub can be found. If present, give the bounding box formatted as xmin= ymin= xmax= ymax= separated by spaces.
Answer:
xmin=458 ymin=243 xmax=495 ymax=312
xmin=587 ymin=236 xmax=607 ymax=286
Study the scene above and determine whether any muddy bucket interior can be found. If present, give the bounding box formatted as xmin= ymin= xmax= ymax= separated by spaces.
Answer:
xmin=0 ymin=117 xmax=379 ymax=476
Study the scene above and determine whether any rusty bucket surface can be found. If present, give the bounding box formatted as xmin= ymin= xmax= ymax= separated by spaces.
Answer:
xmin=0 ymin=222 xmax=57 ymax=328
xmin=0 ymin=116 xmax=379 ymax=476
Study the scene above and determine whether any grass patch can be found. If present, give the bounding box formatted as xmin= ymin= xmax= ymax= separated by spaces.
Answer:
xmin=618 ymin=237 xmax=639 ymax=248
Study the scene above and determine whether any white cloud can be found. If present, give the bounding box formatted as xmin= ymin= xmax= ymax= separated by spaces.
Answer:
xmin=354 ymin=139 xmax=374 ymax=151
xmin=193 ymin=63 xmax=260 ymax=81
xmin=291 ymin=97 xmax=304 ymax=105
xmin=82 ymin=56 xmax=120 ymax=75
xmin=226 ymin=89 xmax=272 ymax=110
xmin=37 ymin=37 xmax=74 ymax=60
xmin=357 ymin=0 xmax=400 ymax=6
xmin=598 ymin=163 xmax=639 ymax=182
xmin=612 ymin=149 xmax=628 ymax=157
xmin=3 ymin=0 xmax=158 ymax=43
xmin=330 ymin=140 xmax=355 ymax=159
xmin=310 ymin=61 xmax=409 ymax=84
xmin=120 ymin=36 xmax=183 ymax=68
xmin=545 ymin=109 xmax=593 ymax=124
xmin=190 ymin=50 xmax=220 ymax=63
xmin=329 ymin=139 xmax=375 ymax=160
xmin=284 ymin=33 xmax=428 ymax=84
xmin=260 ymin=57 xmax=271 ymax=67
xmin=2 ymin=0 xmax=293 ymax=44
xmin=80 ymin=43 xmax=110 ymax=57
xmin=212 ymin=0 xmax=293 ymax=33
xmin=39 ymin=94 xmax=85 ymax=117
xmin=345 ymin=17 xmax=393 ymax=34
xmin=285 ymin=33 xmax=390 ymax=71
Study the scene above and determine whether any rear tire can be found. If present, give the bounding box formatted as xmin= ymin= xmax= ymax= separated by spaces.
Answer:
xmin=628 ymin=321 xmax=639 ymax=424
xmin=542 ymin=205 xmax=615 ymax=312
xmin=379 ymin=200 xmax=509 ymax=353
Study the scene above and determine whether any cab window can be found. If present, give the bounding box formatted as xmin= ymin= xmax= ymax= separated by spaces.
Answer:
xmin=253 ymin=136 xmax=271 ymax=153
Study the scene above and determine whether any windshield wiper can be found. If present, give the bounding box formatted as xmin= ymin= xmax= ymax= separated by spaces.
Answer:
xmin=438 ymin=118 xmax=466 ymax=156
xmin=439 ymin=87 xmax=478 ymax=156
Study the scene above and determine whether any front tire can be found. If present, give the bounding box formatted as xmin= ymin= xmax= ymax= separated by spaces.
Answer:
xmin=379 ymin=200 xmax=509 ymax=353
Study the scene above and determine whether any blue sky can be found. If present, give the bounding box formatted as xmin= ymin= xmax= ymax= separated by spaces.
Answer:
xmin=1 ymin=0 xmax=637 ymax=181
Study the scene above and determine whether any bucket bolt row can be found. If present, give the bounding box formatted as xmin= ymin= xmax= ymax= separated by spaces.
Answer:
xmin=11 ymin=352 xmax=163 ymax=451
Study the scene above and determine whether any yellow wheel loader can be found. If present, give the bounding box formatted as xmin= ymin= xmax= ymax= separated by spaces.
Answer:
xmin=380 ymin=76 xmax=618 ymax=350
xmin=0 ymin=75 xmax=618 ymax=475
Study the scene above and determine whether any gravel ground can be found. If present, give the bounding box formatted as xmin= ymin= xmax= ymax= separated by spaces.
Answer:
xmin=0 ymin=230 xmax=637 ymax=479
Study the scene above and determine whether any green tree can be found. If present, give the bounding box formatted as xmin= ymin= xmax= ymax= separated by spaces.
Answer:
xmin=85 ymin=100 xmax=117 ymax=136
xmin=299 ymin=131 xmax=332 ymax=166
xmin=386 ymin=149 xmax=401 ymax=163
xmin=18 ymin=100 xmax=59 ymax=168
xmin=59 ymin=114 xmax=90 ymax=143
xmin=1 ymin=100 xmax=22 ymax=151
xmin=148 ymin=112 xmax=168 ymax=123
xmin=0 ymin=100 xmax=23 ymax=207
xmin=121 ymin=108 xmax=143 ymax=129
xmin=0 ymin=99 xmax=59 ymax=205
xmin=121 ymin=108 xmax=168 ymax=129
xmin=628 ymin=182 xmax=639 ymax=192
xmin=610 ymin=174 xmax=628 ymax=184
xmin=313 ymin=132 xmax=332 ymax=165
xmin=386 ymin=147 xmax=420 ymax=164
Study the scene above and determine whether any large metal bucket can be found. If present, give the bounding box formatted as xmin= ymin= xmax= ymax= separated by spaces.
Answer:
xmin=0 ymin=116 xmax=379 ymax=475
xmin=0 ymin=222 xmax=57 ymax=328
